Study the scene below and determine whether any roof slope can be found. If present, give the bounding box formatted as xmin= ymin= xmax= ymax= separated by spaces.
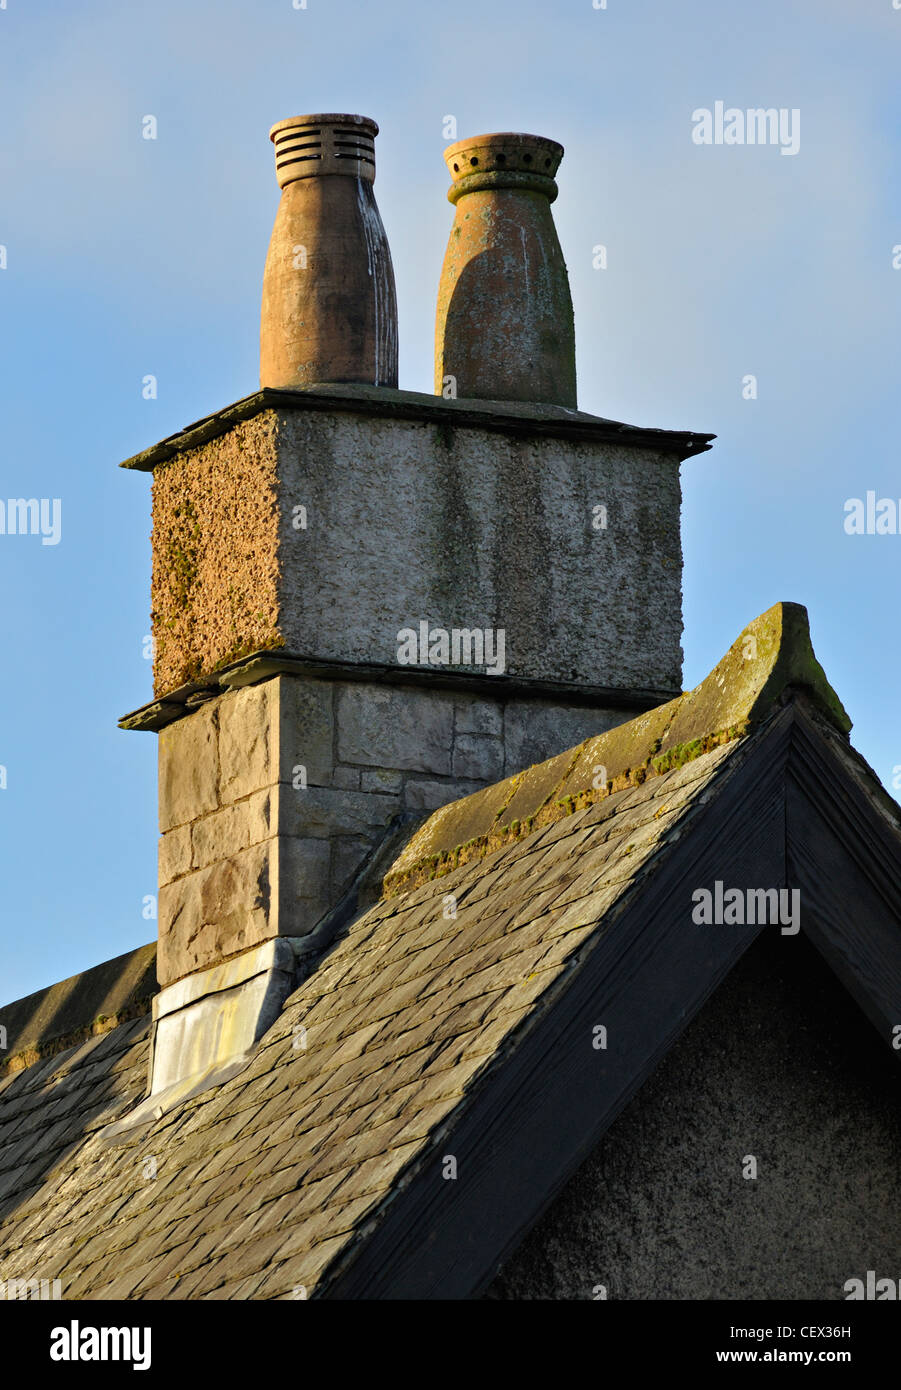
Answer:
xmin=0 ymin=739 xmax=737 ymax=1298
xmin=1 ymin=603 xmax=899 ymax=1299
xmin=0 ymin=944 xmax=156 ymax=1079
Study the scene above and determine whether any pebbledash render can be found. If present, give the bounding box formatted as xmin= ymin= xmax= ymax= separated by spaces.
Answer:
xmin=2 ymin=115 xmax=901 ymax=1302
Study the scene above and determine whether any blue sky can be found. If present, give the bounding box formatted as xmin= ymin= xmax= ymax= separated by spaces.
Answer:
xmin=1 ymin=0 xmax=899 ymax=1001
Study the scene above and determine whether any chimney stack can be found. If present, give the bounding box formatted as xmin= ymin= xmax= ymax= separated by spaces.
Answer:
xmin=260 ymin=113 xmax=398 ymax=389
xmin=434 ymin=132 xmax=577 ymax=408
xmin=118 ymin=113 xmax=710 ymax=1120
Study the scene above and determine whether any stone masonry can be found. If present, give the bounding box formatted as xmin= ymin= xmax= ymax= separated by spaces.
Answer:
xmin=116 ymin=125 xmax=714 ymax=1100
xmin=134 ymin=386 xmax=711 ymax=998
xmin=156 ymin=671 xmax=629 ymax=987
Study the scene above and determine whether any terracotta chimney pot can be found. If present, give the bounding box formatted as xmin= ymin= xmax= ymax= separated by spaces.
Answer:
xmin=260 ymin=113 xmax=398 ymax=389
xmin=434 ymin=131 xmax=577 ymax=409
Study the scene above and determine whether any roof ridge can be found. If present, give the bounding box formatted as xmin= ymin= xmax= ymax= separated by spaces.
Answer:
xmin=383 ymin=602 xmax=850 ymax=896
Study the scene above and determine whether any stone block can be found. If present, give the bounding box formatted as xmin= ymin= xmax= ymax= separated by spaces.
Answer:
xmin=157 ymin=841 xmax=273 ymax=986
xmin=191 ymin=790 xmax=273 ymax=871
xmin=504 ymin=702 xmax=626 ymax=777
xmin=275 ymin=837 xmax=332 ymax=934
xmin=158 ymin=824 xmax=192 ymax=886
xmin=158 ymin=701 xmax=218 ymax=831
xmin=331 ymin=836 xmax=375 ymax=900
xmin=360 ymin=767 xmax=404 ymax=794
xmin=331 ymin=766 xmax=361 ymax=790
xmin=277 ymin=677 xmax=334 ymax=787
xmin=404 ymin=779 xmax=480 ymax=812
xmin=336 ymin=685 xmax=454 ymax=774
xmin=452 ymin=733 xmax=505 ymax=782
xmin=219 ymin=683 xmax=277 ymax=803
xmin=455 ymin=697 xmax=503 ymax=738
xmin=276 ymin=785 xmax=397 ymax=840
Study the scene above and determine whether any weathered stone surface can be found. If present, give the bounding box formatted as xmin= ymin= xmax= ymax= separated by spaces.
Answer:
xmin=331 ymin=836 xmax=374 ymax=900
xmin=404 ymin=779 xmax=481 ymax=812
xmin=275 ymin=837 xmax=332 ymax=933
xmin=154 ymin=672 xmax=671 ymax=990
xmin=503 ymin=702 xmax=625 ymax=777
xmin=191 ymin=790 xmax=273 ymax=871
xmin=452 ymin=734 xmax=505 ymax=783
xmin=384 ymin=604 xmax=849 ymax=894
xmin=455 ymin=697 xmax=503 ymax=738
xmin=158 ymin=824 xmax=192 ymax=885
xmin=658 ymin=599 xmax=851 ymax=749
xmin=158 ymin=702 xmax=218 ymax=831
xmin=276 ymin=785 xmax=397 ymax=840
xmin=279 ymin=410 xmax=684 ymax=694
xmin=277 ymin=678 xmax=334 ymax=788
xmin=336 ymin=686 xmax=454 ymax=774
xmin=219 ymin=683 xmax=276 ymax=803
xmin=331 ymin=766 xmax=361 ymax=791
xmin=150 ymin=412 xmax=282 ymax=696
xmin=158 ymin=842 xmax=273 ymax=986
xmin=360 ymin=768 xmax=404 ymax=794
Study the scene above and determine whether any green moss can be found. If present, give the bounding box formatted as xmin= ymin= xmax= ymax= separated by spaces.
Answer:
xmin=209 ymin=631 xmax=284 ymax=674
xmin=162 ymin=497 xmax=202 ymax=611
xmin=382 ymin=603 xmax=853 ymax=899
xmin=434 ymin=419 xmax=456 ymax=451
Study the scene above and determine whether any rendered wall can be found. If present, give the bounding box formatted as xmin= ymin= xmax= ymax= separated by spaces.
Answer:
xmin=150 ymin=400 xmax=684 ymax=699
xmin=486 ymin=931 xmax=901 ymax=1300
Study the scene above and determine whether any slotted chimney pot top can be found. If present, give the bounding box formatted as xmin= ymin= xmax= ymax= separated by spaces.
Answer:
xmin=269 ymin=113 xmax=379 ymax=187
xmin=443 ymin=131 xmax=564 ymax=203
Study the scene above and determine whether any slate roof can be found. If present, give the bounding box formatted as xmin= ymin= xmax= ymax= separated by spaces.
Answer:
xmin=1 ymin=602 xmax=900 ymax=1299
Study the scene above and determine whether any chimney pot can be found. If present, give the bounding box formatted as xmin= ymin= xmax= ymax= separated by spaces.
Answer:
xmin=435 ymin=131 xmax=577 ymax=409
xmin=260 ymin=112 xmax=398 ymax=389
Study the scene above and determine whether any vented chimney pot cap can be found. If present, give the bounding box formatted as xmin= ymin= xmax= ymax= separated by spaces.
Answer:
xmin=443 ymin=131 xmax=564 ymax=203
xmin=269 ymin=113 xmax=379 ymax=188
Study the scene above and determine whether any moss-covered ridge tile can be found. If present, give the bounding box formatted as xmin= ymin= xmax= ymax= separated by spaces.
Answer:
xmin=382 ymin=602 xmax=850 ymax=897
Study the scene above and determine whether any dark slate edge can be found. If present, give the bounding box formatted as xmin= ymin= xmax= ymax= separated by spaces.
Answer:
xmin=119 ymin=652 xmax=679 ymax=731
xmin=0 ymin=943 xmax=158 ymax=1070
xmin=786 ymin=707 xmax=901 ymax=1048
xmin=118 ymin=385 xmax=716 ymax=473
xmin=317 ymin=714 xmax=790 ymax=1297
